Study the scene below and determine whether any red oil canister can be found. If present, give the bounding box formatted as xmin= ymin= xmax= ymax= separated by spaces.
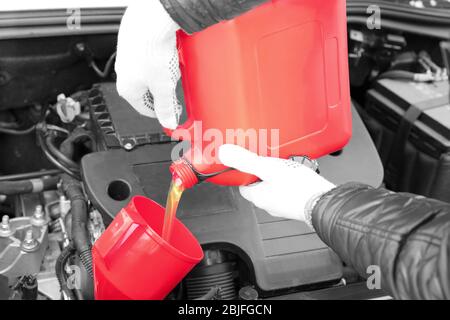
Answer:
xmin=169 ymin=0 xmax=352 ymax=186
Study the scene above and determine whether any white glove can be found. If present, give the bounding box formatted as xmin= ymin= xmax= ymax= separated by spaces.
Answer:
xmin=115 ymin=2 xmax=182 ymax=130
xmin=218 ymin=145 xmax=336 ymax=223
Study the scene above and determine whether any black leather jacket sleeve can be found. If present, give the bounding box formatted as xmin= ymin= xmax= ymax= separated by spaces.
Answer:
xmin=159 ymin=0 xmax=269 ymax=34
xmin=312 ymin=183 xmax=450 ymax=300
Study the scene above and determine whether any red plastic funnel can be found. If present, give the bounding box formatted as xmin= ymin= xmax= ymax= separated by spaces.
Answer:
xmin=92 ymin=196 xmax=204 ymax=300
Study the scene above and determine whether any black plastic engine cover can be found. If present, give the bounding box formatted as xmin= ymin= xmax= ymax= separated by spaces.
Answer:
xmin=88 ymin=83 xmax=173 ymax=150
xmin=81 ymin=102 xmax=383 ymax=293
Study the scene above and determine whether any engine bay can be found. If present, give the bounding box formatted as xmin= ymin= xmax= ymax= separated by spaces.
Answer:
xmin=0 ymin=2 xmax=449 ymax=300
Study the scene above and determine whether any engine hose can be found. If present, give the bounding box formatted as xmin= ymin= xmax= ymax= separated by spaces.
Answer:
xmin=0 ymin=176 xmax=59 ymax=195
xmin=60 ymin=128 xmax=97 ymax=158
xmin=0 ymin=169 xmax=62 ymax=182
xmin=55 ymin=243 xmax=77 ymax=300
xmin=89 ymin=52 xmax=117 ymax=78
xmin=37 ymin=131 xmax=80 ymax=180
xmin=62 ymin=174 xmax=93 ymax=279
xmin=45 ymin=134 xmax=79 ymax=170
xmin=0 ymin=125 xmax=36 ymax=135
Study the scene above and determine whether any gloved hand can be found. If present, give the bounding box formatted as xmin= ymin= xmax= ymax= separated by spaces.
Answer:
xmin=115 ymin=1 xmax=182 ymax=129
xmin=219 ymin=145 xmax=336 ymax=223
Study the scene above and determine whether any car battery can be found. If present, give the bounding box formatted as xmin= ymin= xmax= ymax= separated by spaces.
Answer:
xmin=364 ymin=78 xmax=450 ymax=202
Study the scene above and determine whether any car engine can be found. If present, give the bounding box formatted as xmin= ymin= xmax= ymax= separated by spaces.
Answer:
xmin=0 ymin=2 xmax=449 ymax=300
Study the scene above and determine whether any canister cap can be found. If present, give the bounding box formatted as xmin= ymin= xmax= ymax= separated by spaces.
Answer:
xmin=169 ymin=159 xmax=199 ymax=189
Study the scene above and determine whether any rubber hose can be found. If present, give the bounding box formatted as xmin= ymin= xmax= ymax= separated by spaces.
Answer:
xmin=60 ymin=128 xmax=96 ymax=158
xmin=62 ymin=174 xmax=93 ymax=279
xmin=45 ymin=135 xmax=79 ymax=170
xmin=38 ymin=131 xmax=80 ymax=179
xmin=0 ymin=176 xmax=59 ymax=195
xmin=0 ymin=125 xmax=36 ymax=135
xmin=55 ymin=243 xmax=77 ymax=300
xmin=0 ymin=169 xmax=62 ymax=182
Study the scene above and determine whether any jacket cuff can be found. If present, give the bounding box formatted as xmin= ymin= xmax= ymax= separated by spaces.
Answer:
xmin=159 ymin=0 xmax=268 ymax=34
